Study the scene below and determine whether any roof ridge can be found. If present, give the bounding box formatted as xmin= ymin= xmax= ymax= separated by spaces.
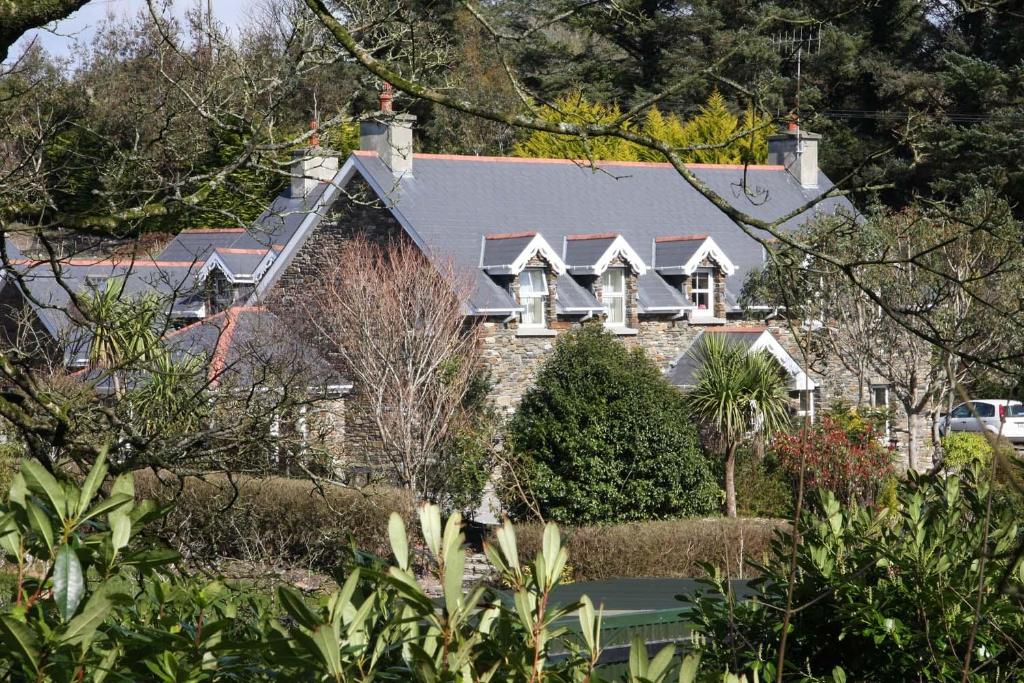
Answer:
xmin=486 ymin=231 xmax=536 ymax=240
xmin=655 ymin=234 xmax=709 ymax=243
xmin=8 ymin=258 xmax=198 ymax=268
xmin=215 ymin=247 xmax=268 ymax=255
xmin=371 ymin=151 xmax=786 ymax=171
xmin=566 ymin=232 xmax=619 ymax=240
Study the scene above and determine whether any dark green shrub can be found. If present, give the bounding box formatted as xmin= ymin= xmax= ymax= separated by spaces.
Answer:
xmin=687 ymin=465 xmax=1024 ymax=681
xmin=510 ymin=517 xmax=787 ymax=580
xmin=508 ymin=324 xmax=720 ymax=524
xmin=134 ymin=471 xmax=414 ymax=570
xmin=734 ymin=450 xmax=794 ymax=518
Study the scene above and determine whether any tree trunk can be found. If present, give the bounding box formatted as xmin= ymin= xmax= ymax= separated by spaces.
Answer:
xmin=725 ymin=442 xmax=738 ymax=518
xmin=906 ymin=411 xmax=918 ymax=472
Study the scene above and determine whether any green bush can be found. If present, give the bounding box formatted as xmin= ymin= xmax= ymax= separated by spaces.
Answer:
xmin=734 ymin=450 xmax=794 ymax=518
xmin=687 ymin=464 xmax=1024 ymax=681
xmin=134 ymin=471 xmax=414 ymax=570
xmin=510 ymin=517 xmax=788 ymax=580
xmin=941 ymin=431 xmax=995 ymax=469
xmin=508 ymin=323 xmax=720 ymax=524
xmin=0 ymin=453 xmax=731 ymax=681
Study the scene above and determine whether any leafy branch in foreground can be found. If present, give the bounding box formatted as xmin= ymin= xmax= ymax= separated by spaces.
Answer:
xmin=0 ymin=452 xmax=755 ymax=681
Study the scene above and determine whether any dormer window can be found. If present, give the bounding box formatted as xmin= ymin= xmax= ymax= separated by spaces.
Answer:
xmin=519 ymin=268 xmax=548 ymax=327
xmin=601 ymin=267 xmax=626 ymax=326
xmin=690 ymin=268 xmax=714 ymax=312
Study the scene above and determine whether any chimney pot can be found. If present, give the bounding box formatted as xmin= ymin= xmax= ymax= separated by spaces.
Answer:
xmin=379 ymin=83 xmax=393 ymax=114
xmin=359 ymin=86 xmax=416 ymax=176
xmin=309 ymin=119 xmax=320 ymax=148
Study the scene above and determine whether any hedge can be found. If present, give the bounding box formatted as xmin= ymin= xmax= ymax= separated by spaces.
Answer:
xmin=510 ymin=517 xmax=788 ymax=581
xmin=134 ymin=471 xmax=414 ymax=571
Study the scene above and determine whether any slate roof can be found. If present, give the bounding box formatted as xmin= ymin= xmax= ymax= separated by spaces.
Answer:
xmin=480 ymin=233 xmax=536 ymax=270
xmin=164 ymin=306 xmax=347 ymax=390
xmin=666 ymin=328 xmax=765 ymax=386
xmin=654 ymin=235 xmax=706 ymax=269
xmin=344 ymin=152 xmax=856 ymax=314
xmin=563 ymin=234 xmax=617 ymax=269
xmin=666 ymin=327 xmax=813 ymax=390
xmin=555 ymin=274 xmax=603 ymax=313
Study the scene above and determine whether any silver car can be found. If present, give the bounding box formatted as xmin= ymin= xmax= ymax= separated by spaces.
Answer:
xmin=942 ymin=400 xmax=1024 ymax=444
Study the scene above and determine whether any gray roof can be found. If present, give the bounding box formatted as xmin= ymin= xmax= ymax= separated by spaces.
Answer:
xmin=563 ymin=235 xmax=616 ymax=269
xmin=654 ymin=236 xmax=705 ymax=270
xmin=164 ymin=306 xmax=346 ymax=390
xmin=213 ymin=248 xmax=268 ymax=278
xmin=480 ymin=233 xmax=535 ymax=270
xmin=665 ymin=329 xmax=767 ymax=386
xmin=555 ymin=274 xmax=603 ymax=313
xmin=637 ymin=272 xmax=687 ymax=312
xmin=346 ymin=152 xmax=855 ymax=313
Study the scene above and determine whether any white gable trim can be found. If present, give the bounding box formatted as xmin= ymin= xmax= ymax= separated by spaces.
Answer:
xmin=484 ymin=233 xmax=567 ymax=276
xmin=566 ymin=235 xmax=648 ymax=276
xmin=657 ymin=236 xmax=737 ymax=276
xmin=749 ymin=330 xmax=815 ymax=390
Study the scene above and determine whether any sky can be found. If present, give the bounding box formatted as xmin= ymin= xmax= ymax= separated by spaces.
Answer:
xmin=11 ymin=0 xmax=253 ymax=63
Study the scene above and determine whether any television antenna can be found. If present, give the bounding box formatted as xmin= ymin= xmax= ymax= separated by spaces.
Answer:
xmin=773 ymin=24 xmax=822 ymax=127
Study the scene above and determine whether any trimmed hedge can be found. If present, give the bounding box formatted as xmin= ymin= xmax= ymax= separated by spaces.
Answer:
xmin=510 ymin=517 xmax=788 ymax=581
xmin=135 ymin=471 xmax=414 ymax=571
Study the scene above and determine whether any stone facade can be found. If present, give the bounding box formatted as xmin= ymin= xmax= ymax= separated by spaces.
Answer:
xmin=272 ymin=175 xmax=930 ymax=475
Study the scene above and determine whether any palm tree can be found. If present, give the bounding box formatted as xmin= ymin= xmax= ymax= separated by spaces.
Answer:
xmin=81 ymin=278 xmax=164 ymax=398
xmin=687 ymin=334 xmax=791 ymax=517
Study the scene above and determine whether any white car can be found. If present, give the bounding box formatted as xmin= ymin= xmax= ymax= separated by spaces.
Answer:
xmin=942 ymin=400 xmax=1024 ymax=445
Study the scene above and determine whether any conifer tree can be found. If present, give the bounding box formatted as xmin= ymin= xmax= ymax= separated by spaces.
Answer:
xmin=515 ymin=90 xmax=770 ymax=164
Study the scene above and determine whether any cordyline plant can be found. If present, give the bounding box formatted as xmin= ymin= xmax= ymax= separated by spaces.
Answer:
xmin=0 ymin=452 xmax=764 ymax=681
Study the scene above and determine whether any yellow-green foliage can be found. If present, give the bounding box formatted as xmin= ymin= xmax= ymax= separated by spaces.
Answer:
xmin=514 ymin=90 xmax=772 ymax=163
xmin=941 ymin=432 xmax=995 ymax=470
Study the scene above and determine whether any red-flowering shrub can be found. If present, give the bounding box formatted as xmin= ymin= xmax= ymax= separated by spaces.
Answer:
xmin=771 ymin=416 xmax=894 ymax=506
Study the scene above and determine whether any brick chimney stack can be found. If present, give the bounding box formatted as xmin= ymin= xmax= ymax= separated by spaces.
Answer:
xmin=359 ymin=83 xmax=416 ymax=177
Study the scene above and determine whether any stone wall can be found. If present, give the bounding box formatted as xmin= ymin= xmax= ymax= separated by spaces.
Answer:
xmin=269 ymin=176 xmax=931 ymax=474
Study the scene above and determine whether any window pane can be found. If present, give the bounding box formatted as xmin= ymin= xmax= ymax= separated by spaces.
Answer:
xmin=974 ymin=402 xmax=995 ymax=418
xmin=602 ymin=268 xmax=624 ymax=295
xmin=872 ymin=387 xmax=888 ymax=407
xmin=522 ymin=296 xmax=544 ymax=325
xmin=951 ymin=404 xmax=971 ymax=418
xmin=609 ymin=296 xmax=625 ymax=325
xmin=520 ymin=269 xmax=545 ymax=296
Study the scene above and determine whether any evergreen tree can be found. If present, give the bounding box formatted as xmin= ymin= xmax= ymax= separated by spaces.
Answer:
xmin=515 ymin=90 xmax=770 ymax=163
xmin=508 ymin=324 xmax=720 ymax=524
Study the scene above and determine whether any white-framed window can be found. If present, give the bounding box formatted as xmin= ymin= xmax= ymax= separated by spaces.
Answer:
xmin=791 ymin=389 xmax=816 ymax=421
xmin=519 ymin=268 xmax=548 ymax=327
xmin=871 ymin=384 xmax=891 ymax=436
xmin=601 ymin=267 xmax=626 ymax=326
xmin=690 ymin=268 xmax=714 ymax=312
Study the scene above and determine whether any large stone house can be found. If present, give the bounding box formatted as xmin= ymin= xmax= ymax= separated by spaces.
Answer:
xmin=0 ymin=99 xmax=930 ymax=472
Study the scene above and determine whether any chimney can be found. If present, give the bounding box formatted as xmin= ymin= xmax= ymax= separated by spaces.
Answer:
xmin=291 ymin=120 xmax=339 ymax=198
xmin=359 ymin=83 xmax=416 ymax=176
xmin=767 ymin=120 xmax=821 ymax=189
